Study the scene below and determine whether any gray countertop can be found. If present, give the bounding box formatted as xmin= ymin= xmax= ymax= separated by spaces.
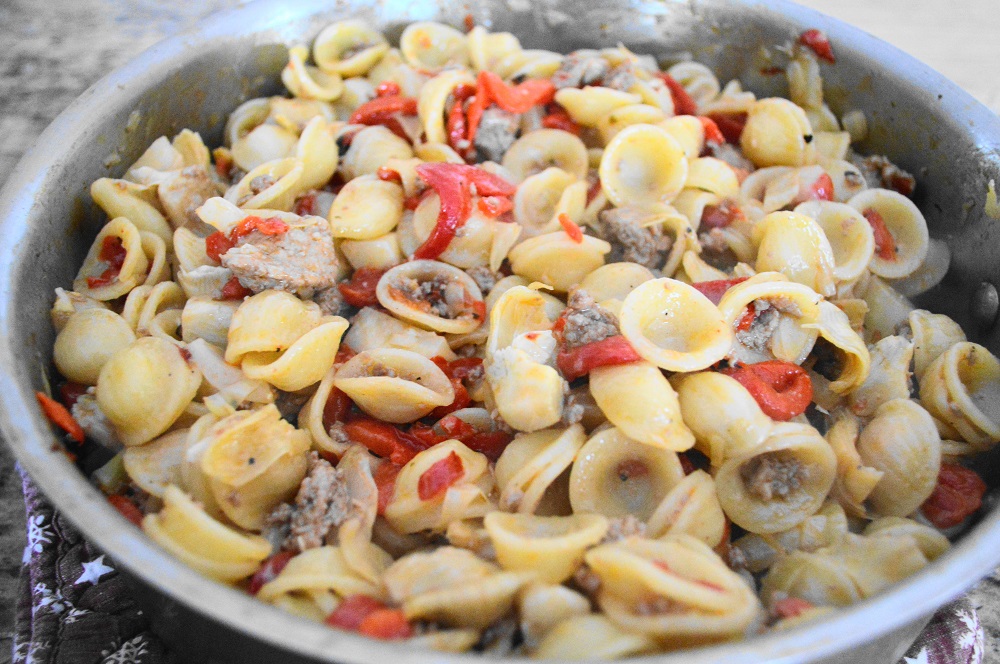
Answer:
xmin=1 ymin=1 xmax=999 ymax=662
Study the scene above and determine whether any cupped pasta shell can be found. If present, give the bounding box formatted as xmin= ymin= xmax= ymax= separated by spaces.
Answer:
xmin=569 ymin=426 xmax=685 ymax=520
xmin=90 ymin=178 xmax=173 ymax=248
xmin=143 ymin=485 xmax=272 ymax=583
xmin=53 ymin=309 xmax=137 ymax=385
xmin=589 ymin=362 xmax=695 ymax=452
xmin=753 ymin=211 xmax=836 ymax=297
xmin=231 ymin=123 xmax=298 ymax=173
xmin=507 ymin=232 xmax=610 ymax=292
xmin=344 ymin=306 xmax=454 ymax=360
xmin=399 ymin=22 xmax=469 ymax=73
xmin=96 ymin=337 xmax=202 ymax=446
xmin=533 ymin=614 xmax=658 ymax=659
xmin=376 ymin=260 xmax=486 ymax=334
xmin=495 ymin=49 xmax=564 ymax=81
xmin=225 ymin=158 xmax=304 ymax=211
xmin=501 ymin=129 xmax=588 ymax=183
xmin=418 ymin=69 xmax=476 ymax=144
xmin=334 ymin=348 xmax=455 ymax=423
xmin=411 ymin=193 xmax=497 ymax=268
xmin=282 ymin=45 xmax=344 ymax=102
xmin=257 ymin=545 xmax=386 ymax=603
xmin=848 ymin=188 xmax=929 ymax=279
xmin=241 ymin=315 xmax=347 ymax=392
xmin=619 ymin=277 xmax=732 ymax=372
xmin=579 ymin=262 xmax=655 ymax=308
xmin=673 ymin=371 xmax=773 ymax=467
xmin=909 ymin=309 xmax=967 ymax=380
xmin=328 ymin=174 xmax=404 ymax=240
xmin=646 ymin=470 xmax=727 ymax=548
xmin=740 ymin=97 xmax=814 ymax=167
xmin=714 ymin=421 xmax=837 ymax=534
xmin=861 ymin=274 xmax=914 ymax=343
xmin=597 ymin=104 xmax=666 ymax=144
xmin=122 ymin=429 xmax=188 ymax=498
xmin=494 ymin=425 xmax=586 ymax=514
xmin=224 ymin=98 xmax=271 ymax=147
xmin=599 ymin=124 xmax=688 ymax=207
xmin=865 ymin=517 xmax=950 ymax=561
xmin=180 ymin=297 xmax=239 ymax=349
xmin=733 ymin=500 xmax=849 ymax=574
xmin=488 ymin=338 xmax=566 ymax=432
xmin=795 ymin=200 xmax=875 ymax=283
xmin=802 ymin=300 xmax=871 ymax=394
xmin=554 ymin=86 xmax=642 ymax=127
xmin=847 ymin=335 xmax=913 ymax=417
xmin=225 ymin=290 xmax=323 ymax=364
xmin=485 ymin=284 xmax=563 ymax=357
xmin=340 ymin=125 xmax=414 ymax=181
xmin=313 ymin=20 xmax=389 ymax=77
xmin=513 ymin=167 xmax=580 ymax=238
xmin=295 ymin=116 xmax=339 ymax=190
xmin=484 ymin=512 xmax=608 ymax=583
xmin=73 ymin=217 xmax=150 ymax=300
xmin=517 ymin=582 xmax=591 ymax=647
xmin=685 ymin=157 xmax=740 ymax=199
xmin=658 ymin=115 xmax=707 ymax=160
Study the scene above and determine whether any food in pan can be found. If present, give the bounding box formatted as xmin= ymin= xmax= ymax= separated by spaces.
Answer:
xmin=37 ymin=17 xmax=998 ymax=657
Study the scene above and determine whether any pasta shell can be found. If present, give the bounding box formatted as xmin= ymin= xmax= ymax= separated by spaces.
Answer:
xmin=733 ymin=501 xmax=848 ymax=574
xmin=487 ymin=334 xmax=566 ymax=432
xmin=231 ymin=123 xmax=298 ymax=173
xmin=513 ymin=167 xmax=581 ymax=238
xmin=73 ymin=217 xmax=150 ymax=300
xmin=377 ymin=260 xmax=486 ymax=334
xmin=578 ymin=262 xmax=655 ymax=308
xmin=328 ymin=174 xmax=404 ymax=239
xmin=90 ymin=178 xmax=173 ymax=247
xmin=344 ymin=306 xmax=455 ymax=360
xmin=501 ymin=129 xmax=589 ymax=183
xmin=597 ymin=104 xmax=665 ymax=144
xmin=909 ymin=309 xmax=967 ymax=380
xmin=53 ymin=309 xmax=136 ymax=385
xmin=753 ymin=211 xmax=836 ymax=297
xmin=484 ymin=512 xmax=608 ymax=583
xmin=294 ymin=116 xmax=339 ymax=191
xmin=667 ymin=62 xmax=720 ymax=108
xmin=849 ymin=188 xmax=929 ymax=279
xmin=225 ymin=290 xmax=323 ymax=363
xmin=658 ymin=115 xmax=708 ymax=160
xmin=646 ymin=470 xmax=727 ymax=548
xmin=920 ymin=342 xmax=1000 ymax=450
xmin=517 ymin=583 xmax=591 ymax=647
xmin=569 ymin=426 xmax=684 ymax=520
xmin=507 ymin=232 xmax=610 ymax=292
xmin=684 ymin=157 xmax=739 ymax=198
xmin=825 ymin=412 xmax=882 ymax=518
xmin=891 ymin=238 xmax=951 ymax=298
xmin=411 ymin=193 xmax=498 ymax=268
xmin=467 ymin=26 xmax=521 ymax=73
xmin=313 ymin=20 xmax=389 ymax=77
xmin=224 ymin=158 xmax=304 ymax=211
xmin=180 ymin=297 xmax=239 ymax=349
xmin=861 ymin=275 xmax=914 ymax=343
xmin=589 ymin=362 xmax=695 ymax=452
xmin=399 ymin=22 xmax=469 ymax=73
xmin=122 ymin=428 xmax=188 ymax=498
xmin=282 ymin=45 xmax=344 ymax=102
xmin=554 ymin=87 xmax=641 ymax=127
xmin=599 ymin=124 xmax=688 ymax=207
xmin=619 ymin=277 xmax=732 ymax=372
xmin=802 ymin=300 xmax=871 ymax=394
xmin=495 ymin=50 xmax=563 ymax=81
xmin=224 ymin=98 xmax=272 ymax=147
xmin=50 ymin=287 xmax=108 ymax=333
xmin=795 ymin=200 xmax=875 ymax=283
xmin=494 ymin=425 xmax=586 ymax=514
xmin=864 ymin=517 xmax=950 ymax=561
xmin=334 ymin=348 xmax=455 ymax=423
xmin=257 ymin=545 xmax=386 ymax=604
xmin=740 ymin=97 xmax=815 ymax=167
xmin=848 ymin=335 xmax=913 ymax=417
xmin=533 ymin=614 xmax=658 ymax=659
xmin=418 ymin=69 xmax=476 ymax=144
xmin=241 ymin=316 xmax=348 ymax=392
xmin=340 ymin=126 xmax=414 ymax=181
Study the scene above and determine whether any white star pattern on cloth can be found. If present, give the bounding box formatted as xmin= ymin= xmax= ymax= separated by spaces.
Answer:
xmin=903 ymin=647 xmax=930 ymax=664
xmin=75 ymin=555 xmax=115 ymax=586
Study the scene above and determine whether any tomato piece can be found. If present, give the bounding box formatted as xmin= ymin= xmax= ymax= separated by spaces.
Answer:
xmin=108 ymin=495 xmax=144 ymax=527
xmin=205 ymin=231 xmax=234 ymax=263
xmin=699 ymin=201 xmax=746 ymax=230
xmin=322 ymin=388 xmax=353 ymax=431
xmin=799 ymin=29 xmax=836 ymax=64
xmin=219 ymin=276 xmax=252 ymax=301
xmin=452 ymin=83 xmax=477 ymax=102
xmin=807 ymin=173 xmax=835 ymax=201
xmin=338 ymin=267 xmax=387 ymax=308
xmin=59 ymin=382 xmax=88 ymax=409
xmin=231 ymin=216 xmax=289 ymax=240
xmin=36 ymin=391 xmax=84 ymax=444
xmin=773 ymin=596 xmax=815 ymax=619
xmin=247 ymin=551 xmax=295 ymax=595
xmin=448 ymin=357 xmax=484 ymax=380
xmin=342 ymin=419 xmax=429 ymax=465
xmin=558 ymin=213 xmax=584 ymax=244
xmin=446 ymin=99 xmax=470 ymax=158
xmin=706 ymin=112 xmax=748 ymax=144
xmin=417 ymin=451 xmax=465 ymax=501
xmin=479 ymin=71 xmax=556 ymax=114
xmin=542 ymin=108 xmax=582 ymax=135
xmin=214 ymin=151 xmax=233 ymax=179
xmin=736 ymin=307 xmax=757 ymax=332
xmin=463 ymin=430 xmax=514 ymax=461
xmin=463 ymin=13 xmax=475 ymax=32
xmin=690 ymin=277 xmax=749 ymax=305
xmin=375 ymin=80 xmax=401 ymax=98
xmin=557 ymin=335 xmax=644 ymax=381
xmin=863 ymin=208 xmax=897 ymax=261
xmin=921 ymin=463 xmax=987 ymax=529
xmin=698 ymin=116 xmax=725 ymax=145
xmin=326 ymin=595 xmax=387 ymax=631
xmin=349 ymin=95 xmax=419 ymax=125
xmin=358 ymin=609 xmax=413 ymax=640
xmin=721 ymin=360 xmax=813 ymax=421
xmin=294 ymin=192 xmax=318 ymax=216
xmin=86 ymin=236 xmax=129 ymax=288
xmin=376 ymin=166 xmax=402 ymax=184
xmin=586 ymin=178 xmax=603 ymax=205
xmin=374 ymin=462 xmax=401 ymax=515
xmin=477 ymin=195 xmax=513 ymax=218
xmin=657 ymin=73 xmax=698 ymax=116
xmin=430 ymin=380 xmax=471 ymax=419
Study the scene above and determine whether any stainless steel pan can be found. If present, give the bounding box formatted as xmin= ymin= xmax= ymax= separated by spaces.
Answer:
xmin=2 ymin=0 xmax=999 ymax=662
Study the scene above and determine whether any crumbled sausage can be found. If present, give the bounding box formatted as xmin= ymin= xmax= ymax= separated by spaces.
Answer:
xmin=551 ymin=51 xmax=610 ymax=89
xmin=221 ymin=222 xmax=339 ymax=298
xmin=597 ymin=207 xmax=673 ymax=270
xmin=387 ymin=274 xmax=481 ymax=324
xmin=698 ymin=228 xmax=739 ymax=271
xmin=466 ymin=266 xmax=501 ymax=294
xmin=572 ymin=565 xmax=602 ymax=596
xmin=157 ymin=166 xmax=222 ymax=231
xmin=561 ymin=289 xmax=621 ymax=349
xmin=313 ymin=286 xmax=348 ymax=317
xmin=474 ymin=107 xmax=520 ymax=163
xmin=264 ymin=452 xmax=352 ymax=552
xmin=741 ymin=453 xmax=803 ymax=501
xmin=274 ymin=389 xmax=310 ymax=421
xmin=851 ymin=154 xmax=916 ymax=197
xmin=72 ymin=392 xmax=121 ymax=451
xmin=603 ymin=61 xmax=637 ymax=92
xmin=735 ymin=301 xmax=780 ymax=352
xmin=601 ymin=515 xmax=648 ymax=543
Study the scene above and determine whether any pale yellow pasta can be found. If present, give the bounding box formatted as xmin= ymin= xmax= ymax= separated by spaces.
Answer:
xmin=599 ymin=124 xmax=688 ymax=207
xmin=418 ymin=69 xmax=476 ymax=144
xmin=340 ymin=125 xmax=414 ymax=180
xmin=619 ymin=277 xmax=732 ymax=372
xmin=700 ymin=79 xmax=757 ymax=116
xmin=313 ymin=20 xmax=389 ymax=77
xmin=813 ymin=131 xmax=851 ymax=161
xmin=864 ymin=517 xmax=950 ymax=561
xmin=554 ymin=87 xmax=641 ymax=127
xmin=134 ymin=281 xmax=185 ymax=336
xmin=752 ymin=211 xmax=836 ymax=296
xmin=684 ymin=157 xmax=739 ymax=198
xmin=143 ymin=485 xmax=271 ymax=582
xmin=645 ymin=470 xmax=727 ymax=548
xmin=714 ymin=421 xmax=837 ymax=534
xmin=513 ymin=167 xmax=580 ymax=238
xmin=740 ymin=97 xmax=815 ymax=167
xmin=385 ymin=441 xmax=495 ymax=533
xmin=920 ymin=342 xmax=1000 ymax=450
xmin=73 ymin=217 xmax=150 ymax=301
xmin=340 ymin=232 xmax=403 ymax=270
xmin=733 ymin=501 xmax=848 ymax=574
xmin=225 ymin=158 xmax=304 ymax=211
xmin=487 ymin=332 xmax=566 ymax=432
xmin=517 ymin=583 xmax=591 ymax=649
xmin=294 ymin=116 xmax=339 ymax=190
xmin=376 ymin=260 xmax=486 ymax=334
xmin=849 ymin=188 xmax=929 ymax=279
xmin=484 ymin=284 xmax=563 ymax=357
xmin=345 ymin=308 xmax=453 ymax=362
xmin=802 ymin=300 xmax=871 ymax=394
xmin=589 ymin=362 xmax=695 ymax=452
xmin=494 ymin=425 xmax=586 ymax=514
xmin=533 ymin=615 xmax=658 ymax=660
xmin=90 ymin=178 xmax=173 ymax=247
xmin=820 ymin=157 xmax=868 ymax=202
xmin=670 ymin=188 xmax=720 ymax=230
xmin=739 ymin=165 xmax=795 ymax=213
xmin=484 ymin=513 xmax=608 ymax=583
xmin=597 ymin=104 xmax=666 ymax=144
xmin=891 ymin=238 xmax=951 ymax=298
xmin=122 ymin=428 xmax=188 ymax=498
xmin=667 ymin=61 xmax=720 ymax=109
xmin=334 ymin=348 xmax=455 ymax=423
xmin=53 ymin=309 xmax=136 ymax=385
xmin=826 ymin=412 xmax=883 ymax=518
xmin=848 ymin=335 xmax=913 ymax=417
xmin=399 ymin=22 xmax=469 ymax=73
xmin=501 ymin=129 xmax=589 ymax=182
xmin=795 ymin=200 xmax=875 ymax=283
xmin=578 ymin=262 xmax=655 ymax=309
xmin=328 ymin=174 xmax=404 ymax=239
xmin=658 ymin=115 xmax=707 ymax=160
xmin=282 ymin=45 xmax=344 ymax=101
xmin=230 ymin=123 xmax=298 ymax=173
xmin=96 ymin=336 xmax=201 ymax=446
xmin=414 ymin=141 xmax=465 ymax=164
xmin=467 ymin=26 xmax=521 ymax=73
xmin=49 ymin=288 xmax=108 ymax=333
xmin=258 ymin=545 xmax=387 ymax=609
xmin=496 ymin=50 xmax=564 ymax=81
xmin=909 ymin=309 xmax=968 ymax=380
xmin=412 ymin=194 xmax=504 ymax=268
xmin=856 ymin=398 xmax=941 ymax=517
xmin=507 ymin=232 xmax=610 ymax=292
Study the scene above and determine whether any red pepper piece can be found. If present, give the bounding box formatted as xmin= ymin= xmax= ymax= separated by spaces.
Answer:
xmin=921 ymin=463 xmax=987 ymax=529
xmin=700 ymin=201 xmax=747 ymax=230
xmin=452 ymin=83 xmax=477 ymax=102
xmin=690 ymin=277 xmax=749 ymax=305
xmin=446 ymin=98 xmax=470 ymax=157
xmin=232 ymin=216 xmax=289 ymax=240
xmin=342 ymin=419 xmax=429 ymax=465
xmin=773 ymin=596 xmax=815 ymax=620
xmin=706 ymin=112 xmax=748 ymax=144
xmin=417 ymin=451 xmax=465 ymax=501
xmin=86 ymin=236 xmax=128 ymax=288
xmin=466 ymin=90 xmax=490 ymax=144
xmin=322 ymin=388 xmax=353 ymax=431
xmin=462 ymin=430 xmax=514 ymax=461
xmin=349 ymin=95 xmax=419 ymax=126
xmin=219 ymin=276 xmax=252 ymax=301
xmin=294 ymin=192 xmax=318 ymax=216
xmin=557 ymin=335 xmax=644 ymax=381
xmin=799 ymin=29 xmax=836 ymax=64
xmin=658 ymin=73 xmax=698 ymax=116
xmin=358 ymin=609 xmax=413 ymax=640
xmin=247 ymin=551 xmax=295 ymax=595
xmin=36 ymin=391 xmax=84 ymax=444
xmin=586 ymin=178 xmax=604 ymax=205
xmin=205 ymin=231 xmax=234 ymax=264
xmin=477 ymin=195 xmax=514 ymax=218
xmin=542 ymin=108 xmax=582 ymax=135
xmin=108 ymin=494 xmax=144 ymax=527
xmin=721 ymin=360 xmax=813 ymax=421
xmin=863 ymin=208 xmax=897 ymax=261
xmin=805 ymin=172 xmax=835 ymax=201
xmin=479 ymin=71 xmax=556 ymax=114
xmin=326 ymin=595 xmax=387 ymax=631
xmin=376 ymin=166 xmax=402 ymax=184
xmin=374 ymin=462 xmax=401 ymax=515
xmin=736 ymin=307 xmax=757 ymax=332
xmin=59 ymin=382 xmax=88 ymax=409
xmin=375 ymin=80 xmax=401 ymax=98
xmin=558 ymin=213 xmax=584 ymax=243
xmin=699 ymin=116 xmax=725 ymax=145
xmin=338 ymin=267 xmax=388 ymax=308
xmin=215 ymin=151 xmax=233 ymax=179
xmin=463 ymin=13 xmax=475 ymax=32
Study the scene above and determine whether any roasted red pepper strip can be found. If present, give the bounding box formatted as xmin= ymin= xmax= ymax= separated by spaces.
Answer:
xmin=808 ymin=172 xmax=835 ymax=201
xmin=107 ymin=495 xmax=144 ymax=527
xmin=863 ymin=208 xmax=897 ymax=261
xmin=417 ymin=451 xmax=465 ymax=501
xmin=294 ymin=192 xmax=317 ymax=216
xmin=247 ymin=551 xmax=295 ymax=595
xmin=322 ymin=387 xmax=353 ymax=431
xmin=477 ymin=195 xmax=513 ymax=217
xmin=412 ymin=163 xmax=515 ymax=260
xmin=736 ymin=307 xmax=757 ymax=332
xmin=36 ymin=391 xmax=84 ymax=444
xmin=658 ymin=73 xmax=698 ymax=116
xmin=375 ymin=80 xmax=401 ymax=98
xmin=799 ymin=29 xmax=836 ymax=64
xmin=205 ymin=231 xmax=234 ymax=264
xmin=700 ymin=201 xmax=747 ymax=230
xmin=342 ymin=419 xmax=429 ymax=465
xmin=690 ymin=277 xmax=749 ymax=305
xmin=338 ymin=267 xmax=387 ymax=308
xmin=558 ymin=213 xmax=584 ymax=243
xmin=706 ymin=112 xmax=748 ymax=144
xmin=326 ymin=595 xmax=388 ymax=631
xmin=557 ymin=335 xmax=644 ymax=381
xmin=219 ymin=276 xmax=252 ymax=301
xmin=358 ymin=609 xmax=414 ymax=640
xmin=376 ymin=166 xmax=402 ymax=184
xmin=479 ymin=71 xmax=556 ymax=114
xmin=446 ymin=99 xmax=469 ymax=155
xmin=374 ymin=462 xmax=401 ymax=515
xmin=466 ymin=89 xmax=490 ymax=144
xmin=349 ymin=95 xmax=418 ymax=125
xmin=921 ymin=463 xmax=987 ymax=529
xmin=542 ymin=108 xmax=582 ymax=135
xmin=699 ymin=116 xmax=725 ymax=145
xmin=721 ymin=360 xmax=813 ymax=421
xmin=86 ymin=236 xmax=128 ymax=288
